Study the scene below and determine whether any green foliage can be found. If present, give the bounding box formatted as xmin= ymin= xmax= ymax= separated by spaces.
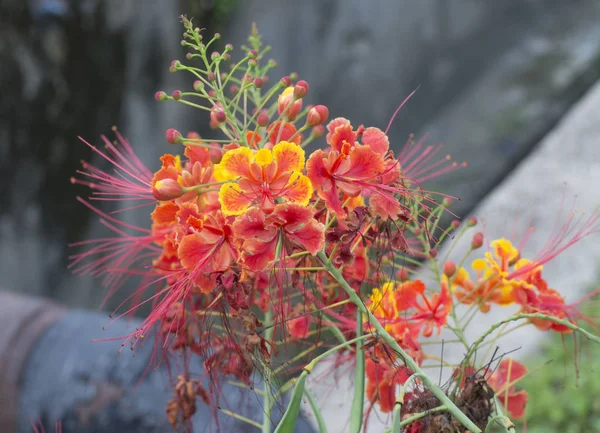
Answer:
xmin=522 ymin=329 xmax=600 ymax=433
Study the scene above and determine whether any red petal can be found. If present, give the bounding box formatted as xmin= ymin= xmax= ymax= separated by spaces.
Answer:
xmin=287 ymin=219 xmax=325 ymax=255
xmin=325 ymin=117 xmax=351 ymax=144
xmin=232 ymin=207 xmax=274 ymax=241
xmin=361 ymin=127 xmax=389 ymax=155
xmin=241 ymin=238 xmax=277 ymax=271
xmin=178 ymin=233 xmax=215 ymax=272
xmin=344 ymin=145 xmax=385 ymax=179
xmin=505 ymin=390 xmax=528 ymax=420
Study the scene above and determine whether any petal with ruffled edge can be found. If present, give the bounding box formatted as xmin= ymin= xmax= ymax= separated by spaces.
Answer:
xmin=214 ymin=147 xmax=255 ymax=181
xmin=325 ymin=117 xmax=351 ymax=144
xmin=178 ymin=233 xmax=216 ymax=273
xmin=361 ymin=127 xmax=389 ymax=156
xmin=219 ymin=182 xmax=252 ymax=216
xmin=241 ymin=237 xmax=277 ymax=271
xmin=370 ymin=194 xmax=401 ymax=220
xmin=151 ymin=202 xmax=180 ymax=225
xmin=344 ymin=145 xmax=385 ymax=179
xmin=273 ymin=141 xmax=305 ymax=174
xmin=232 ymin=207 xmax=276 ymax=242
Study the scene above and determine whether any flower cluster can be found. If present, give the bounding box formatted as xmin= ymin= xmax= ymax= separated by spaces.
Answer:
xmin=70 ymin=17 xmax=600 ymax=432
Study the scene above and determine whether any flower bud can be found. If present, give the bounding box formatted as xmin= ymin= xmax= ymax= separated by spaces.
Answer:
xmin=467 ymin=216 xmax=478 ymax=227
xmin=248 ymin=59 xmax=257 ymax=67
xmin=257 ymin=110 xmax=270 ymax=127
xmin=224 ymin=43 xmax=233 ymax=53
xmin=396 ymin=268 xmax=410 ymax=282
xmin=471 ymin=232 xmax=484 ymax=249
xmin=289 ymin=72 xmax=299 ymax=81
xmin=171 ymin=90 xmax=182 ymax=100
xmin=210 ymin=145 xmax=223 ymax=164
xmin=429 ymin=248 xmax=438 ymax=259
xmin=311 ymin=125 xmax=325 ymax=138
xmin=451 ymin=220 xmax=461 ymax=230
xmin=211 ymin=51 xmax=220 ymax=61
xmin=211 ymin=108 xmax=227 ymax=124
xmin=153 ymin=179 xmax=183 ymax=201
xmin=154 ymin=91 xmax=168 ymax=102
xmin=193 ymin=80 xmax=204 ymax=92
xmin=293 ymin=80 xmax=309 ymax=98
xmin=208 ymin=72 xmax=216 ymax=82
xmin=249 ymin=49 xmax=257 ymax=59
xmin=280 ymin=76 xmax=292 ymax=88
xmin=222 ymin=53 xmax=231 ymax=62
xmin=187 ymin=131 xmax=200 ymax=140
xmin=253 ymin=77 xmax=264 ymax=89
xmin=166 ymin=128 xmax=182 ymax=144
xmin=230 ymin=84 xmax=239 ymax=94
xmin=443 ymin=261 xmax=456 ymax=278
xmin=442 ymin=197 xmax=453 ymax=207
xmin=307 ymin=105 xmax=329 ymax=126
xmin=278 ymin=87 xmax=302 ymax=119
xmin=214 ymin=32 xmax=221 ymax=40
xmin=186 ymin=52 xmax=193 ymax=60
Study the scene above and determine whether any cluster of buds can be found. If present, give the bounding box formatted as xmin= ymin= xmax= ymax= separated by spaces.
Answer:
xmin=70 ymin=16 xmax=600 ymax=432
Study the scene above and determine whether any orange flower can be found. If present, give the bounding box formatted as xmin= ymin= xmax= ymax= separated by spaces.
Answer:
xmin=408 ymin=281 xmax=452 ymax=337
xmin=365 ymin=357 xmax=411 ymax=413
xmin=215 ymin=142 xmax=312 ymax=215
xmin=232 ymin=203 xmax=325 ymax=271
xmin=486 ymin=359 xmax=528 ymax=419
xmin=177 ymin=210 xmax=238 ymax=292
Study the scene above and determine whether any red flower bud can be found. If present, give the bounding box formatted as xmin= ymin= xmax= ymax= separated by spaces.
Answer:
xmin=253 ymin=77 xmax=264 ymax=88
xmin=193 ymin=80 xmax=204 ymax=92
xmin=467 ymin=216 xmax=478 ymax=227
xmin=153 ymin=179 xmax=183 ymax=201
xmin=451 ymin=220 xmax=461 ymax=229
xmin=249 ymin=49 xmax=257 ymax=59
xmin=166 ymin=128 xmax=182 ymax=144
xmin=443 ymin=261 xmax=456 ymax=278
xmin=307 ymin=105 xmax=329 ymax=126
xmin=429 ymin=248 xmax=438 ymax=259
xmin=471 ymin=232 xmax=484 ymax=249
xmin=154 ymin=91 xmax=168 ymax=101
xmin=311 ymin=125 xmax=325 ymax=138
xmin=171 ymin=90 xmax=182 ymax=100
xmin=280 ymin=76 xmax=291 ymax=87
xmin=257 ymin=110 xmax=270 ymax=127
xmin=293 ymin=80 xmax=309 ymax=98
xmin=396 ymin=268 xmax=410 ymax=282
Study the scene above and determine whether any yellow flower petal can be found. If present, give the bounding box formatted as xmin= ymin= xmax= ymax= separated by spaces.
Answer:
xmin=255 ymin=148 xmax=273 ymax=166
xmin=218 ymin=147 xmax=255 ymax=180
xmin=283 ymin=172 xmax=313 ymax=206
xmin=273 ymin=141 xmax=305 ymax=173
xmin=218 ymin=182 xmax=251 ymax=216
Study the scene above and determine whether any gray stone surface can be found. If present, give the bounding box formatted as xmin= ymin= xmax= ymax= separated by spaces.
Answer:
xmin=303 ymin=78 xmax=600 ymax=433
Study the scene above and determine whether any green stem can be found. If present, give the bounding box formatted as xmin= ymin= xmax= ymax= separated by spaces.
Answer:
xmin=317 ymin=251 xmax=483 ymax=433
xmin=349 ymin=309 xmax=365 ymax=433
xmin=262 ymin=308 xmax=274 ymax=433
xmin=464 ymin=313 xmax=600 ymax=365
xmin=221 ymin=409 xmax=263 ymax=430
xmin=304 ymin=387 xmax=328 ymax=433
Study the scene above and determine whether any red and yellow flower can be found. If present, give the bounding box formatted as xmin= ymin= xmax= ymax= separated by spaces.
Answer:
xmin=215 ymin=141 xmax=313 ymax=215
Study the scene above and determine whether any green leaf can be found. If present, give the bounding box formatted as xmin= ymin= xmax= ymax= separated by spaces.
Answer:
xmin=274 ymin=370 xmax=308 ymax=433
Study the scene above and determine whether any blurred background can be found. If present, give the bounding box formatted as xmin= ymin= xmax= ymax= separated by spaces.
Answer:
xmin=1 ymin=0 xmax=600 ymax=431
